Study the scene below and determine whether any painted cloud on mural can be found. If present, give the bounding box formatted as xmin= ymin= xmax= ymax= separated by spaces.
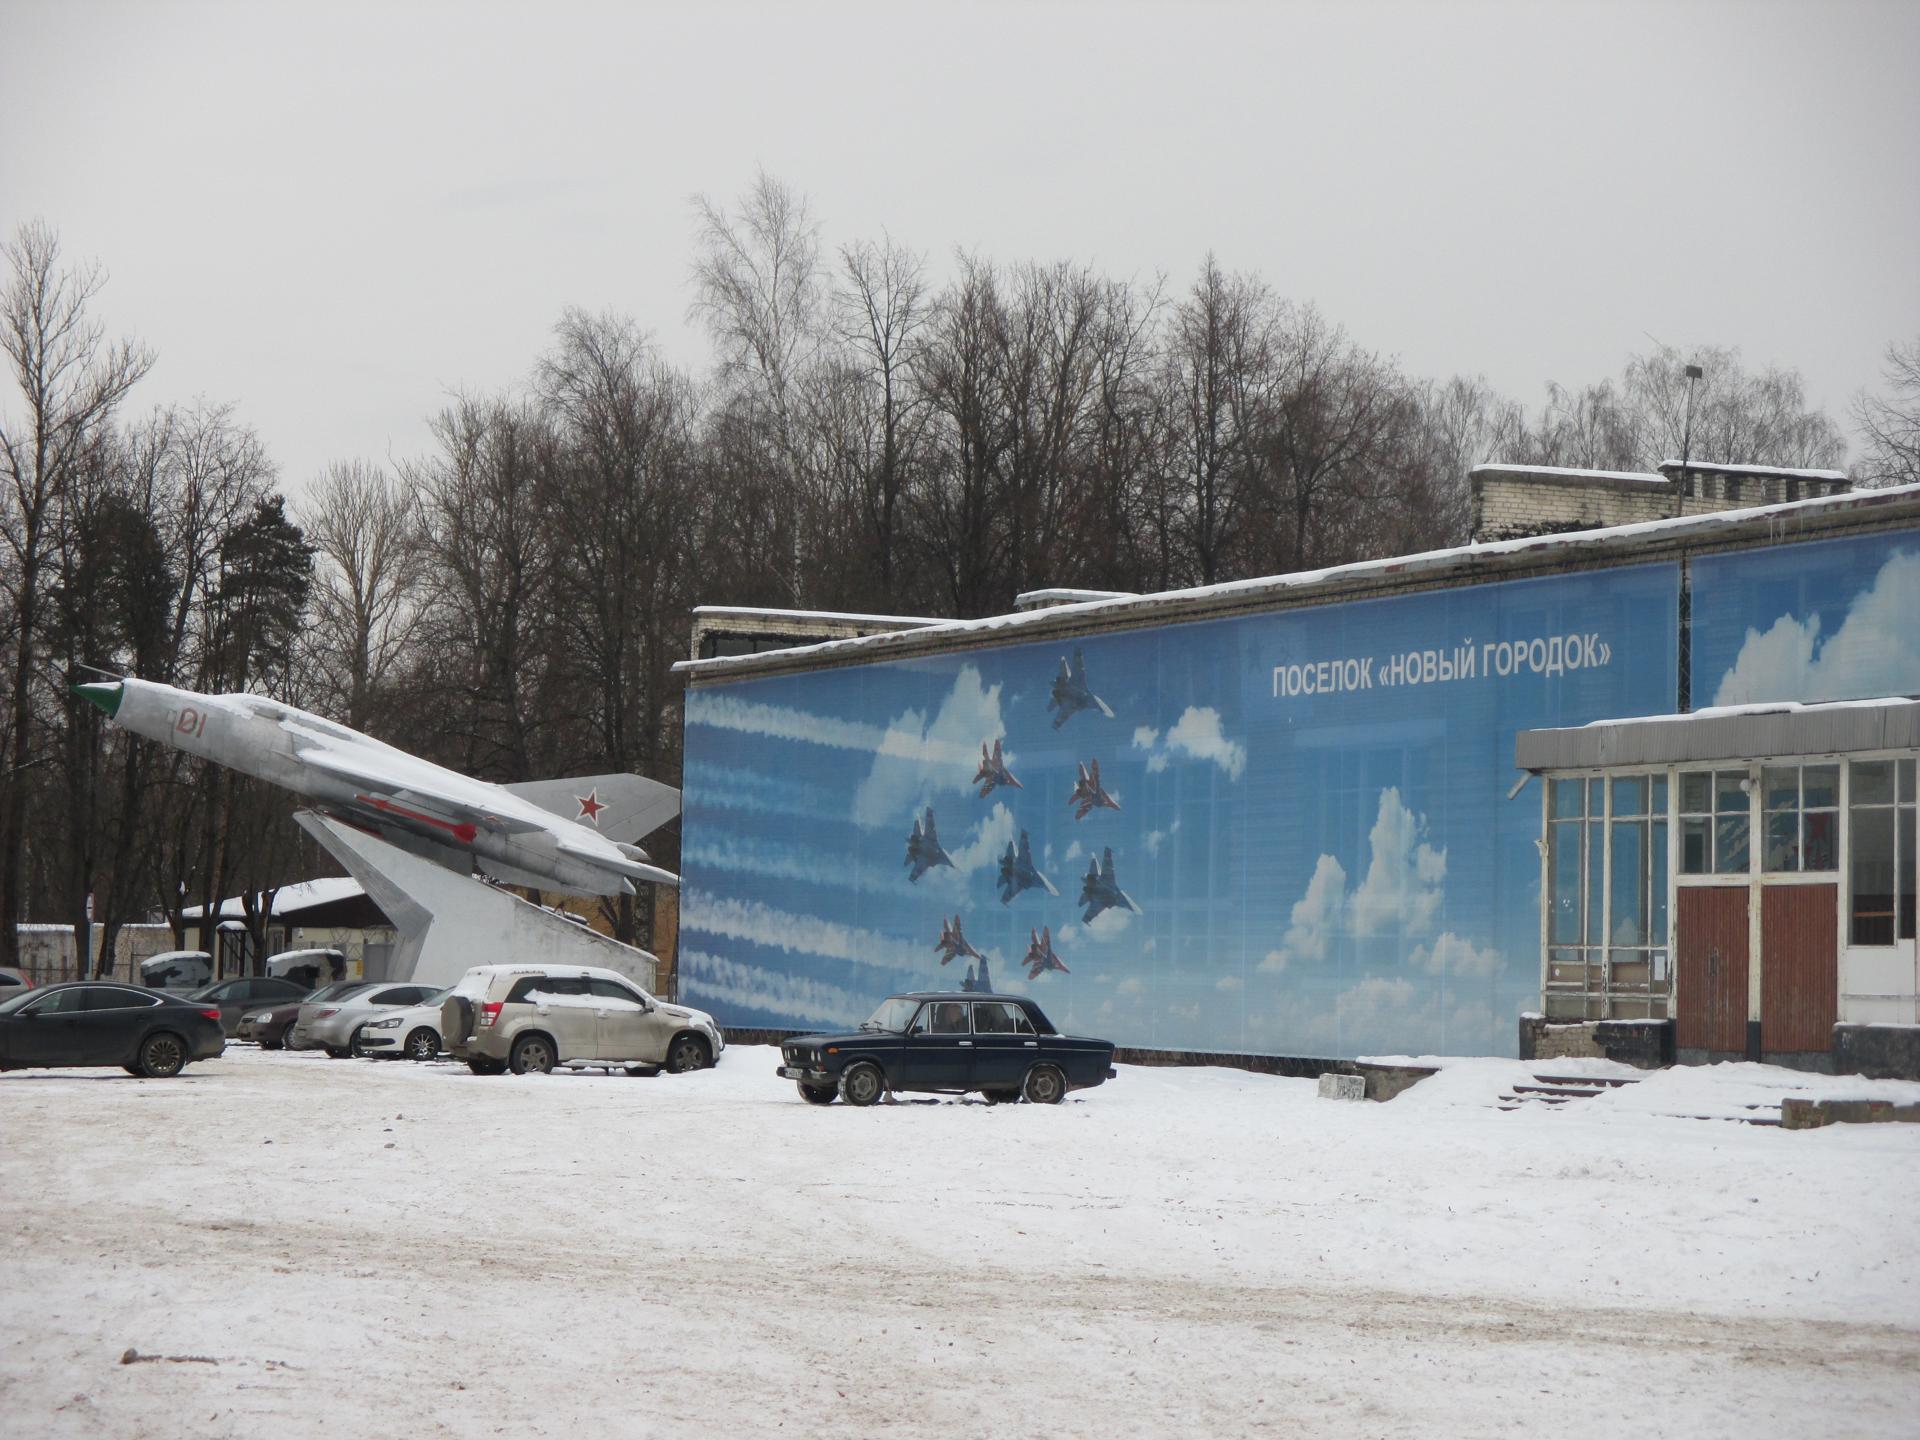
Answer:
xmin=1711 ymin=548 xmax=1920 ymax=706
xmin=850 ymin=667 xmax=1008 ymax=827
xmin=1133 ymin=707 xmax=1247 ymax=780
xmin=1264 ymin=789 xmax=1448 ymax=972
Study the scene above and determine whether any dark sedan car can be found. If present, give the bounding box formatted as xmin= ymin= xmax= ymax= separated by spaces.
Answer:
xmin=777 ymin=992 xmax=1116 ymax=1106
xmin=0 ymin=982 xmax=226 ymax=1077
xmin=188 ymin=976 xmax=311 ymax=1036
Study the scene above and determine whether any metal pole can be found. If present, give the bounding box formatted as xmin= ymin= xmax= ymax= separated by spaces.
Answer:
xmin=1675 ymin=362 xmax=1703 ymax=518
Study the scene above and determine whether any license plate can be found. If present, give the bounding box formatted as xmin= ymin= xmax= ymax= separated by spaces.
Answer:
xmin=776 ymin=1065 xmax=808 ymax=1079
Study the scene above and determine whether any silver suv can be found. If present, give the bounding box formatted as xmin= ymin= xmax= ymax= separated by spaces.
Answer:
xmin=441 ymin=964 xmax=724 ymax=1077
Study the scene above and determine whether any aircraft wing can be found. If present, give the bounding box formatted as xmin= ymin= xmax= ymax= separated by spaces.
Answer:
xmin=553 ymin=829 xmax=681 ymax=888
xmin=294 ymin=747 xmax=547 ymax=835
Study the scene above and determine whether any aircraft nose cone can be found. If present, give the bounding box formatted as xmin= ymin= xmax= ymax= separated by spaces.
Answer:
xmin=74 ymin=681 xmax=123 ymax=718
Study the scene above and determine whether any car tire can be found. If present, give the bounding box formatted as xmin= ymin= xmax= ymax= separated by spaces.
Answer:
xmin=1022 ymin=1065 xmax=1067 ymax=1105
xmin=664 ymin=1032 xmax=711 ymax=1074
xmin=404 ymin=1027 xmax=439 ymax=1063
xmin=258 ymin=1037 xmax=282 ymax=1051
xmin=509 ymin=1034 xmax=556 ymax=1075
xmin=136 ymin=1032 xmax=188 ymax=1079
xmin=839 ymin=1061 xmax=886 ymax=1107
xmin=466 ymin=1057 xmax=507 ymax=1076
xmin=349 ymin=1028 xmax=372 ymax=1058
xmin=122 ymin=1064 xmax=141 ymax=1077
xmin=981 ymin=1088 xmax=1019 ymax=1104
xmin=625 ymin=1065 xmax=660 ymax=1078
xmin=797 ymin=1081 xmax=838 ymax=1105
xmin=324 ymin=1044 xmax=353 ymax=1060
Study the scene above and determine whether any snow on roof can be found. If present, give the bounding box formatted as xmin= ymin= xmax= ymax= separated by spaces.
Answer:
xmin=692 ymin=605 xmax=946 ymax=627
xmin=1469 ymin=463 xmax=1666 ymax=486
xmin=677 ymin=481 xmax=1920 ymax=681
xmin=1657 ymin=459 xmax=1849 ymax=481
xmin=181 ymin=876 xmax=364 ymax=920
xmin=1578 ymin=696 xmax=1920 ymax=729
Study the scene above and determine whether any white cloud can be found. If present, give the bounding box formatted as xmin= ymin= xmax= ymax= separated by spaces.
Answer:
xmin=1712 ymin=548 xmax=1920 ymax=706
xmin=1216 ymin=974 xmax=1243 ymax=992
xmin=1063 ymin=839 xmax=1085 ymax=864
xmin=679 ymin=950 xmax=869 ymax=1028
xmin=1084 ymin=908 xmax=1134 ymax=940
xmin=1347 ymin=789 xmax=1446 ymax=937
xmin=1409 ymin=931 xmax=1503 ymax=979
xmin=945 ymin=803 xmax=1016 ymax=877
xmin=1131 ymin=708 xmax=1246 ymax=781
xmin=849 ymin=667 xmax=1008 ymax=828
xmin=680 ymin=894 xmax=921 ymax=972
xmin=1265 ymin=789 xmax=1449 ymax=970
xmin=1143 ymin=827 xmax=1171 ymax=856
xmin=687 ymin=692 xmax=891 ymax=752
xmin=1117 ymin=977 xmax=1145 ymax=996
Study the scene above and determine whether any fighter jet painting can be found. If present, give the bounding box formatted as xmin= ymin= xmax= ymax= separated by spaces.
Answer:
xmin=1023 ymin=926 xmax=1069 ymax=981
xmin=73 ymin=676 xmax=679 ymax=898
xmin=972 ymin=739 xmax=1023 ymax=797
xmin=1066 ymin=758 xmax=1120 ymax=820
xmin=934 ymin=914 xmax=985 ymax=967
xmin=1047 ymin=648 xmax=1114 ymax=729
xmin=903 ymin=806 xmax=955 ymax=881
xmin=1079 ymin=847 xmax=1140 ymax=924
xmin=997 ymin=829 xmax=1058 ymax=904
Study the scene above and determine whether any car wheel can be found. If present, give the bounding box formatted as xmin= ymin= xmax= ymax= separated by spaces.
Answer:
xmin=122 ymin=1064 xmax=141 ymax=1077
xmin=664 ymin=1033 xmax=711 ymax=1074
xmin=839 ymin=1061 xmax=886 ymax=1107
xmin=349 ymin=1028 xmax=372 ymax=1058
xmin=625 ymin=1065 xmax=660 ymax=1078
xmin=466 ymin=1057 xmax=507 ymax=1076
xmin=981 ymin=1088 xmax=1019 ymax=1104
xmin=404 ymin=1027 xmax=439 ymax=1063
xmin=509 ymin=1034 xmax=556 ymax=1075
xmin=797 ymin=1081 xmax=838 ymax=1105
xmin=136 ymin=1032 xmax=188 ymax=1079
xmin=258 ymin=1037 xmax=282 ymax=1051
xmin=324 ymin=1044 xmax=353 ymax=1059
xmin=1022 ymin=1065 xmax=1067 ymax=1105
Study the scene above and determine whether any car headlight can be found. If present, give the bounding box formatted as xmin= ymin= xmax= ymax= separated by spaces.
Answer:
xmin=247 ymin=1012 xmax=270 ymax=1023
xmin=369 ymin=1017 xmax=402 ymax=1029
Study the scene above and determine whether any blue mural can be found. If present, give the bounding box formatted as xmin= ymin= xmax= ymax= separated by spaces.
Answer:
xmin=1691 ymin=529 xmax=1920 ymax=709
xmin=679 ymin=561 xmax=1683 ymax=1060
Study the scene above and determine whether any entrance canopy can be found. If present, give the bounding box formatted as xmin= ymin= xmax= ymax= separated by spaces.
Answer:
xmin=1517 ymin=697 xmax=1920 ymax=773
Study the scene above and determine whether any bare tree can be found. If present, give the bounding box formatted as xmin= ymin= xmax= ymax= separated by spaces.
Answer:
xmin=1854 ymin=336 xmax=1920 ymax=487
xmin=300 ymin=460 xmax=423 ymax=729
xmin=0 ymin=222 xmax=153 ymax=965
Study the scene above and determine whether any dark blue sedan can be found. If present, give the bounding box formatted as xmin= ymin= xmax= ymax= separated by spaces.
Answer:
xmin=778 ymin=992 xmax=1116 ymax=1106
xmin=0 ymin=982 xmax=226 ymax=1077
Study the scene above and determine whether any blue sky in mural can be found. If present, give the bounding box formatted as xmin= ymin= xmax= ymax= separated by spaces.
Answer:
xmin=681 ymin=563 xmax=1679 ymax=1060
xmin=1692 ymin=529 xmax=1920 ymax=708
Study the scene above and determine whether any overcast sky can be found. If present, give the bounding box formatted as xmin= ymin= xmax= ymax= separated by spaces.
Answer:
xmin=4 ymin=0 xmax=1916 ymax=494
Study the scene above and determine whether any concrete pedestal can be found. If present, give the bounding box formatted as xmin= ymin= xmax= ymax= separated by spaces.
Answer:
xmin=295 ymin=811 xmax=660 ymax=992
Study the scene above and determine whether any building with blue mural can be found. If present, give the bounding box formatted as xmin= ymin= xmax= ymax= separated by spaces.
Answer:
xmin=676 ymin=485 xmax=1920 ymax=1064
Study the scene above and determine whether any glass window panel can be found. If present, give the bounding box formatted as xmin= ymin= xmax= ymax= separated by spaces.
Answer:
xmin=1802 ymin=765 xmax=1838 ymax=810
xmin=1611 ymin=777 xmax=1649 ymax=818
xmin=1549 ymin=821 xmax=1584 ymax=945
xmin=1547 ymin=950 xmax=1586 ymax=986
xmin=1650 ymin=822 xmax=1669 ymax=946
xmin=1899 ymin=757 xmax=1914 ymax=804
xmin=1853 ymin=760 xmax=1894 ymax=806
xmin=1587 ymin=822 xmax=1604 ymax=946
xmin=1588 ymin=778 xmax=1604 ymax=814
xmin=1609 ymin=820 xmax=1646 ymax=946
xmin=1681 ymin=817 xmax=1711 ymax=874
xmin=1550 ymin=778 xmax=1585 ymax=820
xmin=1715 ymin=771 xmax=1748 ymax=816
xmin=1652 ymin=776 xmax=1668 ymax=815
xmin=1901 ymin=806 xmax=1916 ymax=942
xmin=1650 ymin=950 xmax=1670 ymax=985
xmin=1803 ymin=810 xmax=1837 ymax=872
xmin=1763 ymin=810 xmax=1800 ymax=872
xmin=1761 ymin=766 xmax=1799 ymax=812
xmin=1611 ymin=957 xmax=1650 ymax=988
xmin=1714 ymin=814 xmax=1749 ymax=875
xmin=1680 ymin=771 xmax=1711 ymax=814
xmin=1850 ymin=806 xmax=1895 ymax=946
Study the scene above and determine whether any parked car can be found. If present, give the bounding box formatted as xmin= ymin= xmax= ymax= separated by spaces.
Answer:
xmin=0 ymin=967 xmax=30 ymax=993
xmin=0 ymin=982 xmax=225 ymax=1076
xmin=777 ymin=993 xmax=1116 ymax=1105
xmin=140 ymin=950 xmax=213 ymax=992
xmin=442 ymin=964 xmax=724 ymax=1077
xmin=264 ymin=947 xmax=347 ymax=989
xmin=291 ymin=982 xmax=441 ymax=1058
xmin=239 ymin=980 xmax=367 ymax=1049
xmin=188 ymin=975 xmax=312 ymax=1035
xmin=350 ymin=988 xmax=452 ymax=1061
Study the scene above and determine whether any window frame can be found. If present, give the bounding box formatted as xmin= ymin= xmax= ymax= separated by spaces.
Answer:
xmin=1541 ymin=766 xmax=1672 ymax=1021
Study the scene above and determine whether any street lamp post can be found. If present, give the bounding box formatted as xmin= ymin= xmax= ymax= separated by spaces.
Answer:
xmin=1675 ymin=362 xmax=1704 ymax=518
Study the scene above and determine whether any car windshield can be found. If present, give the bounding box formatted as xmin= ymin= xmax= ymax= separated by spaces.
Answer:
xmin=309 ymin=982 xmax=370 ymax=1004
xmin=861 ymin=997 xmax=922 ymax=1032
xmin=0 ymin=987 xmax=41 ymax=1016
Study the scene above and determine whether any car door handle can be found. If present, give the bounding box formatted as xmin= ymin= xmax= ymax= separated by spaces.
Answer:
xmin=958 ymin=1040 xmax=973 ymax=1047
xmin=1024 ymin=1040 xmax=1038 ymax=1047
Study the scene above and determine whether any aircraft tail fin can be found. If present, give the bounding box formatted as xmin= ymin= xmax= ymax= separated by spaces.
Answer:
xmin=504 ymin=773 xmax=681 ymax=844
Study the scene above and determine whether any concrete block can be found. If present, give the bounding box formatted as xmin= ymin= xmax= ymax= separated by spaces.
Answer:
xmin=1318 ymin=1072 xmax=1365 ymax=1101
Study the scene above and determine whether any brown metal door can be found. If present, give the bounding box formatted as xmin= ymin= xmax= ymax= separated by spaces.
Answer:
xmin=1760 ymin=884 xmax=1838 ymax=1053
xmin=1676 ymin=887 xmax=1748 ymax=1052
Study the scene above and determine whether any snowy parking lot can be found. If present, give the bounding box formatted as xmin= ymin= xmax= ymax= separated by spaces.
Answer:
xmin=2 ymin=1047 xmax=1917 ymax=1439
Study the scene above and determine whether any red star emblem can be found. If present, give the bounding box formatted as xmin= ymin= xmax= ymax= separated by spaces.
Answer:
xmin=575 ymin=790 xmax=606 ymax=824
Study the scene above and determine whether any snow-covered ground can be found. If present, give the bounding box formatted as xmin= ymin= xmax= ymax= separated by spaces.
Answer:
xmin=2 ymin=1047 xmax=1917 ymax=1438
